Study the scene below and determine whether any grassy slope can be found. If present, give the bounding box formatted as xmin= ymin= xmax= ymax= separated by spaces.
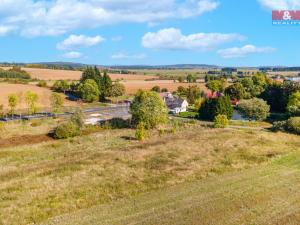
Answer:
xmin=45 ymin=153 xmax=300 ymax=225
xmin=0 ymin=122 xmax=299 ymax=224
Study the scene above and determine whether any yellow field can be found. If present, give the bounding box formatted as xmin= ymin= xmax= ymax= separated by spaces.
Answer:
xmin=0 ymin=67 xmax=156 ymax=81
xmin=0 ymin=83 xmax=78 ymax=110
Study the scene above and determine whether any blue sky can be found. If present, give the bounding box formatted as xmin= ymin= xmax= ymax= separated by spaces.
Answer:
xmin=0 ymin=0 xmax=299 ymax=66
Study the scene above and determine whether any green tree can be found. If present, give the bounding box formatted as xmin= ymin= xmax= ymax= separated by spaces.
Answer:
xmin=0 ymin=104 xmax=4 ymax=118
xmin=78 ymin=79 xmax=100 ymax=102
xmin=81 ymin=66 xmax=102 ymax=85
xmin=287 ymin=91 xmax=300 ymax=116
xmin=130 ymin=90 xmax=168 ymax=129
xmin=151 ymin=85 xmax=161 ymax=93
xmin=25 ymin=91 xmax=39 ymax=114
xmin=199 ymin=96 xmax=233 ymax=121
xmin=50 ymin=93 xmax=64 ymax=114
xmin=225 ymin=83 xmax=245 ymax=100
xmin=260 ymin=83 xmax=289 ymax=112
xmin=186 ymin=85 xmax=202 ymax=104
xmin=53 ymin=80 xmax=70 ymax=93
xmin=110 ymin=82 xmax=126 ymax=97
xmin=186 ymin=74 xmax=196 ymax=83
xmin=237 ymin=98 xmax=270 ymax=121
xmin=8 ymin=94 xmax=18 ymax=115
xmin=176 ymin=86 xmax=187 ymax=97
xmin=206 ymin=80 xmax=224 ymax=94
xmin=100 ymin=71 xmax=113 ymax=100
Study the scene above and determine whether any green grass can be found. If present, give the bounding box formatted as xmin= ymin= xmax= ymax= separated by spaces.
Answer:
xmin=44 ymin=152 xmax=300 ymax=225
xmin=0 ymin=122 xmax=299 ymax=224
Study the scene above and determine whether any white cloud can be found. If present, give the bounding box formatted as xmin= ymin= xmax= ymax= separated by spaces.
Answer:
xmin=142 ymin=28 xmax=245 ymax=51
xmin=57 ymin=35 xmax=105 ymax=50
xmin=111 ymin=52 xmax=147 ymax=60
xmin=0 ymin=26 xmax=15 ymax=36
xmin=218 ymin=45 xmax=275 ymax=59
xmin=62 ymin=51 xmax=82 ymax=59
xmin=0 ymin=0 xmax=219 ymax=37
xmin=258 ymin=0 xmax=300 ymax=10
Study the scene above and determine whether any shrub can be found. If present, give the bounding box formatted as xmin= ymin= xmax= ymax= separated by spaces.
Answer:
xmin=161 ymin=88 xmax=168 ymax=92
xmin=271 ymin=121 xmax=287 ymax=132
xmin=237 ymin=98 xmax=270 ymax=121
xmin=135 ymin=123 xmax=146 ymax=141
xmin=37 ymin=80 xmax=47 ymax=87
xmin=54 ymin=121 xmax=81 ymax=139
xmin=151 ymin=86 xmax=161 ymax=93
xmin=286 ymin=117 xmax=300 ymax=135
xmin=214 ymin=114 xmax=229 ymax=128
xmin=71 ymin=109 xmax=84 ymax=129
xmin=287 ymin=91 xmax=300 ymax=116
xmin=110 ymin=82 xmax=126 ymax=97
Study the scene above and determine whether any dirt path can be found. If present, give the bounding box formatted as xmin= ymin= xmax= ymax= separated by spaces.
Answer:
xmin=0 ymin=134 xmax=53 ymax=148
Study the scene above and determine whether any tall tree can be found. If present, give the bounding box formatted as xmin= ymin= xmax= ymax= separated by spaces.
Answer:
xmin=8 ymin=94 xmax=18 ymax=115
xmin=25 ymin=91 xmax=39 ymax=114
xmin=130 ymin=90 xmax=168 ymax=129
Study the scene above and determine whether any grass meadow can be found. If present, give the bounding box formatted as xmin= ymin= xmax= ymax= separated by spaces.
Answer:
xmin=0 ymin=120 xmax=299 ymax=224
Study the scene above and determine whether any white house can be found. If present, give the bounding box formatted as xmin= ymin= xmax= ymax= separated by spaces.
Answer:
xmin=160 ymin=92 xmax=189 ymax=114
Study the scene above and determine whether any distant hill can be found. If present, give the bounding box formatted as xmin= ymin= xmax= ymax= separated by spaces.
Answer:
xmin=1 ymin=62 xmax=299 ymax=71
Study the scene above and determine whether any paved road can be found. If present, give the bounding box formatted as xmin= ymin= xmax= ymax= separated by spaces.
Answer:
xmin=0 ymin=104 xmax=131 ymax=122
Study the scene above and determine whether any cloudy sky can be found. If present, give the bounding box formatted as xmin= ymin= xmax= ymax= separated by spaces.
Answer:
xmin=0 ymin=0 xmax=299 ymax=66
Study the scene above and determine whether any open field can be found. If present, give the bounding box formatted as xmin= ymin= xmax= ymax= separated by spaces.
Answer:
xmin=0 ymin=67 xmax=156 ymax=81
xmin=45 ymin=152 xmax=300 ymax=225
xmin=121 ymin=80 xmax=208 ymax=94
xmin=0 ymin=121 xmax=299 ymax=224
xmin=0 ymin=83 xmax=79 ymax=110
xmin=267 ymin=71 xmax=300 ymax=77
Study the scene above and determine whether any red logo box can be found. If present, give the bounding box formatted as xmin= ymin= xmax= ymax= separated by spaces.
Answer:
xmin=272 ymin=10 xmax=300 ymax=20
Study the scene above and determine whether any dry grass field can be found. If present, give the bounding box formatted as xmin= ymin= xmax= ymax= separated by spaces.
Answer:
xmin=121 ymin=80 xmax=208 ymax=94
xmin=0 ymin=83 xmax=78 ymax=109
xmin=0 ymin=120 xmax=299 ymax=225
xmin=267 ymin=71 xmax=300 ymax=77
xmin=0 ymin=67 xmax=156 ymax=81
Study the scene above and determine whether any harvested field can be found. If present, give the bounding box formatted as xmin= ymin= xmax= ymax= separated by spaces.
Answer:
xmin=0 ymin=83 xmax=78 ymax=109
xmin=121 ymin=80 xmax=208 ymax=94
xmin=0 ymin=67 xmax=156 ymax=81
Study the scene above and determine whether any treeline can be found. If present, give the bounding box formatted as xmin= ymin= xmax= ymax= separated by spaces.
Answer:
xmin=52 ymin=67 xmax=126 ymax=102
xmin=0 ymin=67 xmax=31 ymax=79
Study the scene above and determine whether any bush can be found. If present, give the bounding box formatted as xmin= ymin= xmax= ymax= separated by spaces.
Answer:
xmin=151 ymin=86 xmax=161 ymax=93
xmin=237 ymin=98 xmax=270 ymax=121
xmin=54 ymin=121 xmax=81 ymax=139
xmin=161 ymin=88 xmax=168 ymax=92
xmin=135 ymin=123 xmax=146 ymax=141
xmin=71 ymin=109 xmax=84 ymax=129
xmin=286 ymin=117 xmax=300 ymax=134
xmin=110 ymin=82 xmax=126 ymax=97
xmin=214 ymin=114 xmax=229 ymax=128
xmin=271 ymin=121 xmax=287 ymax=132
xmin=37 ymin=80 xmax=47 ymax=87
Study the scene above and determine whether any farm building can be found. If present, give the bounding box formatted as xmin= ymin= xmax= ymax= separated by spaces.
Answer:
xmin=160 ymin=92 xmax=188 ymax=114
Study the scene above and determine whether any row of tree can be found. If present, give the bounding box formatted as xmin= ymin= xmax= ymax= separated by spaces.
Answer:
xmin=0 ymin=92 xmax=64 ymax=117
